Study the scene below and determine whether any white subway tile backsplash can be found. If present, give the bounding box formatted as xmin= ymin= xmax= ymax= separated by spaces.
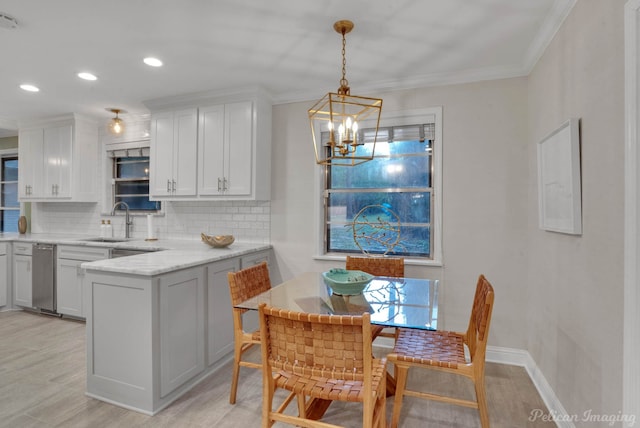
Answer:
xmin=31 ymin=200 xmax=270 ymax=243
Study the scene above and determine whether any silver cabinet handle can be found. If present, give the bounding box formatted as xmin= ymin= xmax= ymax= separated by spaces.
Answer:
xmin=167 ymin=179 xmax=171 ymax=193
xmin=172 ymin=180 xmax=176 ymax=192
xmin=223 ymin=178 xmax=228 ymax=191
xmin=218 ymin=178 xmax=222 ymax=192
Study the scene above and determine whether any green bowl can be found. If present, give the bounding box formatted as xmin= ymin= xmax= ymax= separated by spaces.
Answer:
xmin=322 ymin=269 xmax=374 ymax=295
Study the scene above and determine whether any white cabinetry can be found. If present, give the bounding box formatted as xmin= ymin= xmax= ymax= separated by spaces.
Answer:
xmin=13 ymin=243 xmax=32 ymax=308
xmin=206 ymin=257 xmax=240 ymax=366
xmin=0 ymin=244 xmax=7 ymax=308
xmin=198 ymin=101 xmax=253 ymax=197
xmin=18 ymin=114 xmax=98 ymax=201
xmin=149 ymin=108 xmax=198 ymax=198
xmin=57 ymin=245 xmax=110 ymax=318
xmin=159 ymin=267 xmax=206 ymax=397
xmin=146 ymin=90 xmax=271 ymax=201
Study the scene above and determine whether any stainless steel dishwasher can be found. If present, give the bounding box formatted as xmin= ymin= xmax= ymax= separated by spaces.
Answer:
xmin=32 ymin=243 xmax=57 ymax=313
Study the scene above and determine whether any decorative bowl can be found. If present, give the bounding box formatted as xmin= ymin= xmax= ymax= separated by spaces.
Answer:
xmin=322 ymin=269 xmax=374 ymax=295
xmin=201 ymin=233 xmax=235 ymax=248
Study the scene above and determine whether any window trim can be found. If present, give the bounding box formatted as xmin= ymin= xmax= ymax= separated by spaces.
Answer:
xmin=0 ymin=149 xmax=21 ymax=233
xmin=313 ymin=107 xmax=443 ymax=265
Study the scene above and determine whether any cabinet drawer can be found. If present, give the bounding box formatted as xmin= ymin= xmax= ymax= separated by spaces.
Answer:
xmin=13 ymin=243 xmax=32 ymax=256
xmin=58 ymin=245 xmax=110 ymax=261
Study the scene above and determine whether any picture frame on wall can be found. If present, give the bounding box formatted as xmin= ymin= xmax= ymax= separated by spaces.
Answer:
xmin=537 ymin=118 xmax=582 ymax=235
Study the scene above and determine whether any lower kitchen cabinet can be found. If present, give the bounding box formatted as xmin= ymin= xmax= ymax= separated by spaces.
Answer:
xmin=57 ymin=245 xmax=110 ymax=318
xmin=159 ymin=267 xmax=206 ymax=397
xmin=13 ymin=243 xmax=33 ymax=308
xmin=206 ymin=257 xmax=240 ymax=366
xmin=0 ymin=244 xmax=7 ymax=308
xmin=83 ymin=247 xmax=272 ymax=415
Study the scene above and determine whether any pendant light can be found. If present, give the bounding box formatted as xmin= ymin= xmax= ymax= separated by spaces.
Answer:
xmin=107 ymin=108 xmax=126 ymax=135
xmin=308 ymin=20 xmax=383 ymax=166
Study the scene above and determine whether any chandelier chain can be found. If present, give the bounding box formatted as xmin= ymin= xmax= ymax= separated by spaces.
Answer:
xmin=341 ymin=29 xmax=348 ymax=88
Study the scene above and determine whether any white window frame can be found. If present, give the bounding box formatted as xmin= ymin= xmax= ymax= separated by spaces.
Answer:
xmin=313 ymin=106 xmax=443 ymax=265
xmin=0 ymin=149 xmax=21 ymax=233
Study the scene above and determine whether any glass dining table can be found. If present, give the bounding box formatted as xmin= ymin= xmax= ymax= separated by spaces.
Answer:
xmin=236 ymin=271 xmax=439 ymax=331
xmin=236 ymin=271 xmax=439 ymax=419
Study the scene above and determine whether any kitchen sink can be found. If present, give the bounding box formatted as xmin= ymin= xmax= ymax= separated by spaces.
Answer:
xmin=81 ymin=237 xmax=131 ymax=243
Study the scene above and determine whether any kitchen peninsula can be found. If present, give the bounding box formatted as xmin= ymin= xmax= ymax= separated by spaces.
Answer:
xmin=80 ymin=240 xmax=272 ymax=415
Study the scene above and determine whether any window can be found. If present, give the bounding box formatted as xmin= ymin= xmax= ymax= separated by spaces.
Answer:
xmin=111 ymin=148 xmax=160 ymax=212
xmin=0 ymin=155 xmax=19 ymax=232
xmin=321 ymin=108 xmax=442 ymax=261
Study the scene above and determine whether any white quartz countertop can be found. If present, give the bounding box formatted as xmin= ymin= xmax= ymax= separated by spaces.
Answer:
xmin=0 ymin=232 xmax=271 ymax=276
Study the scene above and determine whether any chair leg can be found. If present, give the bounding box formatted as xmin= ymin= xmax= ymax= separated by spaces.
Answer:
xmin=474 ymin=377 xmax=490 ymax=428
xmin=390 ymin=364 xmax=409 ymax=428
xmin=229 ymin=342 xmax=243 ymax=404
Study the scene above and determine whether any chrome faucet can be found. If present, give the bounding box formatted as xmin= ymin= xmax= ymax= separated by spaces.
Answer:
xmin=111 ymin=201 xmax=132 ymax=238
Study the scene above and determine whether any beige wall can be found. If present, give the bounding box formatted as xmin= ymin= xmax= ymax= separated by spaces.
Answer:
xmin=527 ymin=0 xmax=625 ymax=419
xmin=271 ymin=77 xmax=530 ymax=349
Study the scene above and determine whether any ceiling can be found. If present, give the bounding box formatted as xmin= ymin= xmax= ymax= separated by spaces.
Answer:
xmin=0 ymin=0 xmax=575 ymax=138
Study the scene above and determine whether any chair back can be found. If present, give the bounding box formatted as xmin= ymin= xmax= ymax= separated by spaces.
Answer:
xmin=346 ymin=256 xmax=405 ymax=277
xmin=228 ymin=262 xmax=271 ymax=315
xmin=466 ymin=274 xmax=495 ymax=363
xmin=259 ymin=304 xmax=373 ymax=383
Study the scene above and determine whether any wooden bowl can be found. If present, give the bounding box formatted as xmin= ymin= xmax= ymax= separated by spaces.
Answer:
xmin=201 ymin=233 xmax=235 ymax=248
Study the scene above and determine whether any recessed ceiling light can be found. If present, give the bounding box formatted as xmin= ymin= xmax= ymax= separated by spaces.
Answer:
xmin=143 ymin=57 xmax=163 ymax=67
xmin=20 ymin=84 xmax=39 ymax=92
xmin=78 ymin=72 xmax=97 ymax=81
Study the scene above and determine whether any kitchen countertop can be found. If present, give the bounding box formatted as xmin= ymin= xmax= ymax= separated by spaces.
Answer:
xmin=0 ymin=232 xmax=271 ymax=276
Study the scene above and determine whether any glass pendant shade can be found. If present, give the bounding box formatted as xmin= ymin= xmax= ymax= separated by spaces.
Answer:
xmin=107 ymin=109 xmax=125 ymax=135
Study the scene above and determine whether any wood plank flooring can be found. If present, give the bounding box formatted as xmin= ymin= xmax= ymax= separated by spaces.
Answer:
xmin=0 ymin=311 xmax=555 ymax=427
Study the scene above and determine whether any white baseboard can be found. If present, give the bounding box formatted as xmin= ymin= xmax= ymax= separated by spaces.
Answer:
xmin=487 ymin=346 xmax=574 ymax=428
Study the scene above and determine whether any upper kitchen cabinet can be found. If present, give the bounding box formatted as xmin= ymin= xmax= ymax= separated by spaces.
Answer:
xmin=149 ymin=108 xmax=198 ymax=198
xmin=18 ymin=114 xmax=99 ymax=202
xmin=145 ymin=89 xmax=272 ymax=201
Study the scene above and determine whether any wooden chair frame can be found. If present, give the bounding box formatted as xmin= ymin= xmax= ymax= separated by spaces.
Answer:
xmin=388 ymin=274 xmax=495 ymax=428
xmin=345 ymin=255 xmax=404 ymax=278
xmin=346 ymin=255 xmax=405 ymax=339
xmin=258 ymin=303 xmax=387 ymax=428
xmin=227 ymin=261 xmax=271 ymax=404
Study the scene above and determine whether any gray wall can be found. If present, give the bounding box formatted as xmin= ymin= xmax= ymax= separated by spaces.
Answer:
xmin=527 ymin=0 xmax=624 ymax=419
xmin=270 ymin=0 xmax=626 ymax=419
xmin=271 ymin=77 xmax=530 ymax=349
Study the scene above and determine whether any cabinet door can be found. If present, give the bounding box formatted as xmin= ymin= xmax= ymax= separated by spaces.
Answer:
xmin=206 ymin=257 xmax=240 ymax=366
xmin=13 ymin=254 xmax=32 ymax=308
xmin=150 ymin=111 xmax=176 ymax=197
xmin=0 ymin=254 xmax=7 ymax=307
xmin=225 ymin=101 xmax=253 ymax=196
xmin=172 ymin=108 xmax=198 ymax=196
xmin=198 ymin=104 xmax=225 ymax=195
xmin=159 ymin=267 xmax=205 ymax=397
xmin=18 ymin=128 xmax=44 ymax=199
xmin=57 ymin=258 xmax=84 ymax=317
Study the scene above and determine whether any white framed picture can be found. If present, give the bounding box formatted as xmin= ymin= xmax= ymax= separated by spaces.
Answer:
xmin=537 ymin=118 xmax=582 ymax=235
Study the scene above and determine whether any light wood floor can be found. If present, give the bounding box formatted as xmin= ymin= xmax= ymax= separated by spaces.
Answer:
xmin=0 ymin=311 xmax=554 ymax=428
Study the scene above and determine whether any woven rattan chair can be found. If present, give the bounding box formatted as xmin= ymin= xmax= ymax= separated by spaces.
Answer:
xmin=345 ymin=255 xmax=405 ymax=277
xmin=388 ymin=274 xmax=495 ymax=428
xmin=258 ymin=303 xmax=387 ymax=428
xmin=346 ymin=256 xmax=405 ymax=338
xmin=227 ymin=261 xmax=271 ymax=404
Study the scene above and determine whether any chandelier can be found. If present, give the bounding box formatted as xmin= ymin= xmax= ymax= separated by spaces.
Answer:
xmin=308 ymin=20 xmax=383 ymax=166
